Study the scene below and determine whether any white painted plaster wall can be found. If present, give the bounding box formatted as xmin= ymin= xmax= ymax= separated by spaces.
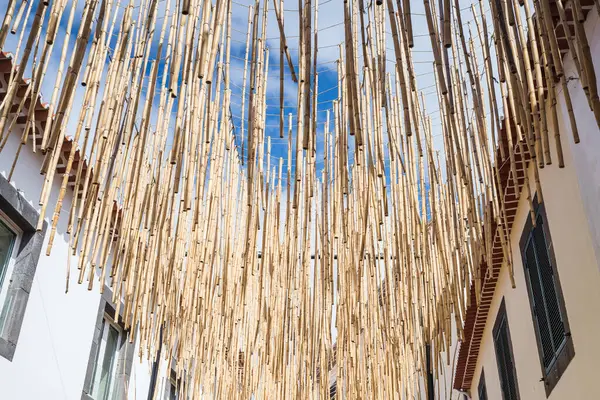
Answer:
xmin=129 ymin=356 xmax=153 ymax=400
xmin=433 ymin=317 xmax=462 ymax=400
xmin=396 ymin=314 xmax=461 ymax=399
xmin=557 ymin=6 xmax=600 ymax=273
xmin=0 ymin=130 xmax=154 ymax=399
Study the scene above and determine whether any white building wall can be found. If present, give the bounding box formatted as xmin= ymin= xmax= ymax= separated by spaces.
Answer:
xmin=433 ymin=317 xmax=461 ymax=400
xmin=0 ymin=130 xmax=155 ymax=399
xmin=130 ymin=357 xmax=153 ymax=399
xmin=557 ymin=5 xmax=600 ymax=272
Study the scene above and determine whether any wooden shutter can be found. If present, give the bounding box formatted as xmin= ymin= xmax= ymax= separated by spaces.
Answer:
xmin=520 ymin=199 xmax=574 ymax=395
xmin=528 ymin=213 xmax=566 ymax=369
xmin=477 ymin=370 xmax=488 ymax=400
xmin=493 ymin=300 xmax=519 ymax=400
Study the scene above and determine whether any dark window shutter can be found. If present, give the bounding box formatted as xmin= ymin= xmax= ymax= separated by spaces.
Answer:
xmin=524 ymin=214 xmax=566 ymax=371
xmin=519 ymin=198 xmax=574 ymax=396
xmin=478 ymin=370 xmax=488 ymax=400
xmin=524 ymin=239 xmax=554 ymax=367
xmin=330 ymin=382 xmax=337 ymax=399
xmin=493 ymin=301 xmax=519 ymax=400
xmin=479 ymin=385 xmax=488 ymax=400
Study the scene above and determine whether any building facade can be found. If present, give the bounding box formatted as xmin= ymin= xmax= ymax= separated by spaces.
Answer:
xmin=0 ymin=53 xmax=182 ymax=400
xmin=453 ymin=3 xmax=600 ymax=400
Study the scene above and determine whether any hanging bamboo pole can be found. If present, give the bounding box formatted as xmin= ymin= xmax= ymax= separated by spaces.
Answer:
xmin=0 ymin=0 xmax=592 ymax=396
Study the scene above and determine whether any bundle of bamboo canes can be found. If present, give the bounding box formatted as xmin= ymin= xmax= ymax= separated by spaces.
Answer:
xmin=0 ymin=0 xmax=596 ymax=397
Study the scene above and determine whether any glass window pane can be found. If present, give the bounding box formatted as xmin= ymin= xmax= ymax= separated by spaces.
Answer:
xmin=92 ymin=320 xmax=120 ymax=400
xmin=0 ymin=220 xmax=16 ymax=288
xmin=0 ymin=219 xmax=16 ymax=335
xmin=170 ymin=381 xmax=178 ymax=400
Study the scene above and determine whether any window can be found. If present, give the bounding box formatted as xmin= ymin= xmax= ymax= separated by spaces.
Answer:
xmin=329 ymin=381 xmax=337 ymax=399
xmin=165 ymin=367 xmax=181 ymax=400
xmin=520 ymin=199 xmax=573 ymax=395
xmin=168 ymin=377 xmax=179 ymax=400
xmin=89 ymin=315 xmax=123 ymax=400
xmin=478 ymin=370 xmax=488 ymax=400
xmin=0 ymin=216 xmax=20 ymax=334
xmin=82 ymin=286 xmax=135 ymax=400
xmin=0 ymin=174 xmax=47 ymax=361
xmin=493 ymin=299 xmax=519 ymax=400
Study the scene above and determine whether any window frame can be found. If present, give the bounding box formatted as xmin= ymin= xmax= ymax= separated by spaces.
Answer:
xmin=89 ymin=312 xmax=124 ymax=400
xmin=0 ymin=211 xmax=22 ymax=330
xmin=168 ymin=378 xmax=178 ymax=400
xmin=492 ymin=298 xmax=520 ymax=400
xmin=0 ymin=174 xmax=47 ymax=361
xmin=167 ymin=368 xmax=181 ymax=400
xmin=519 ymin=196 xmax=574 ymax=396
xmin=82 ymin=285 xmax=135 ymax=400
xmin=166 ymin=360 xmax=191 ymax=400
